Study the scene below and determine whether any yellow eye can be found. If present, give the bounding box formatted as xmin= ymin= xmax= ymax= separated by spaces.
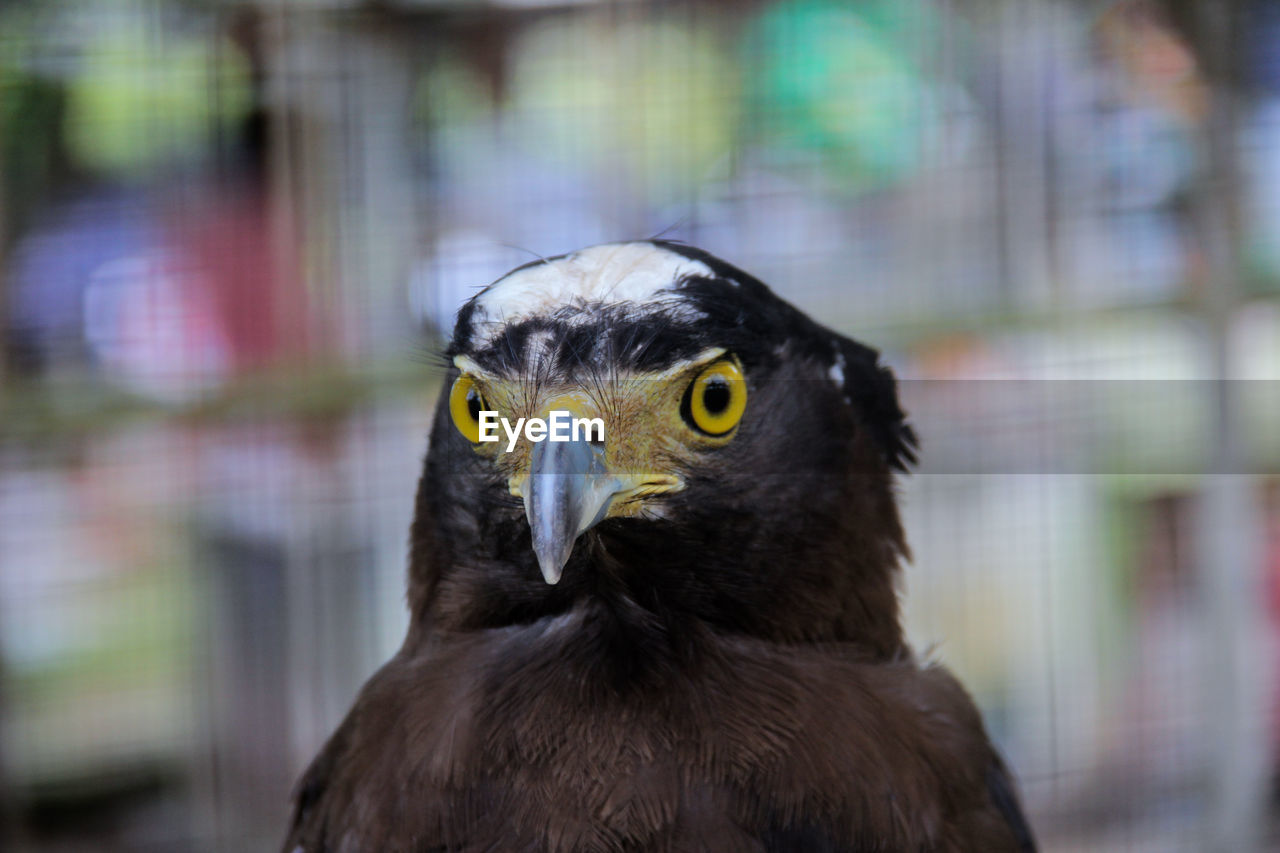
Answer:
xmin=449 ymin=375 xmax=486 ymax=443
xmin=682 ymin=358 xmax=747 ymax=436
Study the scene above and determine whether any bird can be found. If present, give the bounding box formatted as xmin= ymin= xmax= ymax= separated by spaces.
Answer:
xmin=282 ymin=241 xmax=1036 ymax=853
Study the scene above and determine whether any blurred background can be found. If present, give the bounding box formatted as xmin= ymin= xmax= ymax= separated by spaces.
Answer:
xmin=1 ymin=0 xmax=1278 ymax=850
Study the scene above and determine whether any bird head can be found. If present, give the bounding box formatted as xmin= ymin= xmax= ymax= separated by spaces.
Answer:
xmin=410 ymin=242 xmax=916 ymax=654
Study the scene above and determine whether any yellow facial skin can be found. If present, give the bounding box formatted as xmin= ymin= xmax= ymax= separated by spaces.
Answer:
xmin=449 ymin=348 xmax=747 ymax=520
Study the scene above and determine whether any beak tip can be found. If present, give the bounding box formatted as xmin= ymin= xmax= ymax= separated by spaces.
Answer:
xmin=535 ymin=549 xmax=566 ymax=585
xmin=532 ymin=545 xmax=568 ymax=584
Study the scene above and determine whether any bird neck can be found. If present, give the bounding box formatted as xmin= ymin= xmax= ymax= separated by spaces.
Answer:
xmin=404 ymin=457 xmax=910 ymax=660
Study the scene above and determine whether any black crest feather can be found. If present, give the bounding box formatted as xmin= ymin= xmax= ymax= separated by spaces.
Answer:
xmin=832 ymin=337 xmax=918 ymax=473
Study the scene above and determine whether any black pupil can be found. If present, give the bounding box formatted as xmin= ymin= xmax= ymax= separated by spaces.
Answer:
xmin=702 ymin=378 xmax=731 ymax=415
xmin=466 ymin=389 xmax=482 ymax=422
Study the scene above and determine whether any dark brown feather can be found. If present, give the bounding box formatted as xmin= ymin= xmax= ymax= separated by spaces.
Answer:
xmin=285 ymin=612 xmax=1029 ymax=852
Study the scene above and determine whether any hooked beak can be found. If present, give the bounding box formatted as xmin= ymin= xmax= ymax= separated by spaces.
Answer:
xmin=512 ymin=436 xmax=681 ymax=585
xmin=517 ymin=436 xmax=618 ymax=585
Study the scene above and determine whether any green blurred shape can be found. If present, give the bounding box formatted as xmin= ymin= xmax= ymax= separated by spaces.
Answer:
xmin=743 ymin=0 xmax=953 ymax=192
xmin=506 ymin=14 xmax=738 ymax=200
xmin=414 ymin=47 xmax=494 ymax=131
xmin=0 ymin=69 xmax=69 ymax=243
xmin=65 ymin=18 xmax=250 ymax=179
